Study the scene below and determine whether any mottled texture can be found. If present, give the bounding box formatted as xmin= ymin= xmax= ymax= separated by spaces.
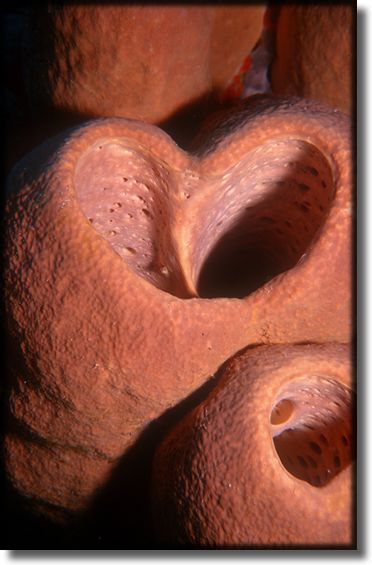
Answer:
xmin=3 ymin=96 xmax=351 ymax=518
xmin=24 ymin=5 xmax=265 ymax=123
xmin=271 ymin=5 xmax=353 ymax=114
xmin=152 ymin=344 xmax=354 ymax=547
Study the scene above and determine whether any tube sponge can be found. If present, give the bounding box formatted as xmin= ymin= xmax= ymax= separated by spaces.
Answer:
xmin=151 ymin=343 xmax=354 ymax=547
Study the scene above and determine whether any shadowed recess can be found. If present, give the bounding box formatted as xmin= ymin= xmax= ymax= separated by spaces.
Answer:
xmin=270 ymin=375 xmax=354 ymax=487
xmin=195 ymin=139 xmax=334 ymax=298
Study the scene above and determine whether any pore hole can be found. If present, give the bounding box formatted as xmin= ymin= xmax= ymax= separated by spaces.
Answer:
xmin=270 ymin=398 xmax=294 ymax=425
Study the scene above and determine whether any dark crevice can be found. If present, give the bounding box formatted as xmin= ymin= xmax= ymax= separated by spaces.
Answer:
xmin=196 ymin=140 xmax=334 ymax=298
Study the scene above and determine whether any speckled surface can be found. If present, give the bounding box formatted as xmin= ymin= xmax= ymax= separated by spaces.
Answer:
xmin=24 ymin=5 xmax=265 ymax=123
xmin=271 ymin=5 xmax=353 ymax=115
xmin=152 ymin=343 xmax=354 ymax=547
xmin=2 ymin=96 xmax=352 ymax=528
xmin=0 ymin=3 xmax=356 ymax=549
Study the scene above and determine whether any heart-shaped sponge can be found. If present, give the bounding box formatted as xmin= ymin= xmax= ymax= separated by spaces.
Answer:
xmin=3 ymin=96 xmax=352 ymax=518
